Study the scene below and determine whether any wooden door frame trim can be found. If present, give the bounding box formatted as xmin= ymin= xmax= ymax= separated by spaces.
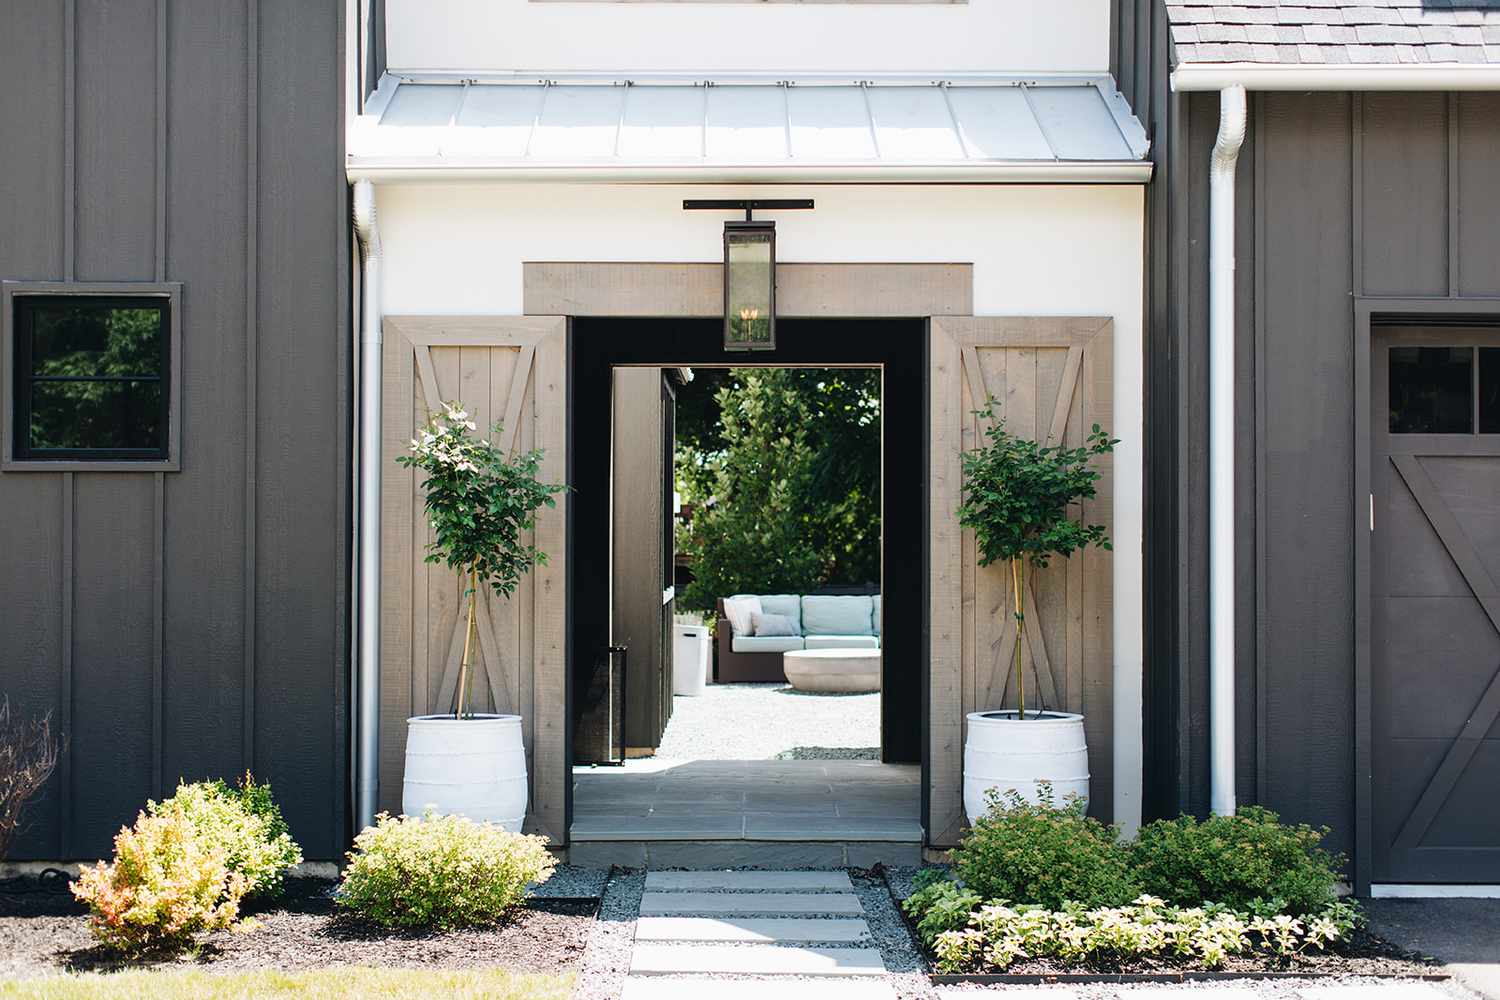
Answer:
xmin=522 ymin=261 xmax=974 ymax=319
xmin=1353 ymin=294 xmax=1500 ymax=895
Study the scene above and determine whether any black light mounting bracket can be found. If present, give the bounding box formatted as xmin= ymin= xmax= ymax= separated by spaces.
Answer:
xmin=683 ymin=199 xmax=815 ymax=221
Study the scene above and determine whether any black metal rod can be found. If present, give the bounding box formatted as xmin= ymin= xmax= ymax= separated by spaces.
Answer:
xmin=683 ymin=199 xmax=814 ymax=216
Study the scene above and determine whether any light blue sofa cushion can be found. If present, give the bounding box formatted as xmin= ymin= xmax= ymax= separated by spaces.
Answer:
xmin=801 ymin=595 xmax=874 ymax=636
xmin=802 ymin=634 xmax=880 ymax=651
xmin=757 ymin=594 xmax=803 ymax=633
xmin=730 ymin=635 xmax=806 ymax=654
xmin=871 ymin=595 xmax=881 ymax=635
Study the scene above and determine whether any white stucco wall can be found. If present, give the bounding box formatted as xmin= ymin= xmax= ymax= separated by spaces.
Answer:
xmin=385 ymin=0 xmax=1109 ymax=75
xmin=373 ymin=181 xmax=1145 ymax=830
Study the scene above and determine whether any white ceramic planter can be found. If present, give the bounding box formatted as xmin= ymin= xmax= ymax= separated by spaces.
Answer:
xmin=672 ymin=624 xmax=710 ymax=697
xmin=402 ymin=713 xmax=528 ymax=831
xmin=963 ymin=710 xmax=1089 ymax=824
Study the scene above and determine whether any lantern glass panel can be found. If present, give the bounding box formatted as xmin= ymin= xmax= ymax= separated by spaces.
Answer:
xmin=725 ymin=226 xmax=774 ymax=350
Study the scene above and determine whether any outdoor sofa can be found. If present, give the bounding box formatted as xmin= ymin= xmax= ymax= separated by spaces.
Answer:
xmin=714 ymin=593 xmax=881 ymax=683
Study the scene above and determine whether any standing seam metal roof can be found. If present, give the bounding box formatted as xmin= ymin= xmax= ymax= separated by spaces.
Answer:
xmin=1166 ymin=0 xmax=1500 ymax=65
xmin=348 ymin=73 xmax=1150 ymax=177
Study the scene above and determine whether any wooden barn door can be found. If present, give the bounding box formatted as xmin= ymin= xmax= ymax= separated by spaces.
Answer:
xmin=929 ymin=317 xmax=1114 ymax=845
xmin=379 ymin=316 xmax=568 ymax=843
xmin=1370 ymin=327 xmax=1500 ymax=883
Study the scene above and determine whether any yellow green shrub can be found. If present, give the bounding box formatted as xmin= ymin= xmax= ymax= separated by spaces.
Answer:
xmin=335 ymin=812 xmax=555 ymax=929
xmin=71 ymin=810 xmax=247 ymax=954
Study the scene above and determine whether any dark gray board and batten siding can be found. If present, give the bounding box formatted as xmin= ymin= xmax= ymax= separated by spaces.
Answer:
xmin=0 ymin=0 xmax=349 ymax=860
xmin=1113 ymin=0 xmax=1500 ymax=868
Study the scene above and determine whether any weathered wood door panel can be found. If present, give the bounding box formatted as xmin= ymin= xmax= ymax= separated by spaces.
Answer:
xmin=380 ymin=316 xmax=568 ymax=843
xmin=1371 ymin=327 xmax=1500 ymax=883
xmin=929 ymin=317 xmax=1114 ymax=846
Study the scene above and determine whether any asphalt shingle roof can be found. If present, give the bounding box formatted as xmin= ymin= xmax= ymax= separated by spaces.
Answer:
xmin=1165 ymin=1 xmax=1500 ymax=64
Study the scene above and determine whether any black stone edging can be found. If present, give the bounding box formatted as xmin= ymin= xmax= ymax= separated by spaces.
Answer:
xmin=930 ymin=972 xmax=1453 ymax=985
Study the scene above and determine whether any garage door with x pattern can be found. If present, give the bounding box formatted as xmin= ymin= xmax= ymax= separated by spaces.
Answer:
xmin=1371 ymin=327 xmax=1500 ymax=883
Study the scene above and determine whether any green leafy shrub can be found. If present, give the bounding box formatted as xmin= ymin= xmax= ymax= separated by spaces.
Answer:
xmin=902 ymin=874 xmax=983 ymax=947
xmin=1130 ymin=806 xmax=1343 ymax=914
xmin=149 ymin=774 xmax=302 ymax=900
xmin=926 ymin=895 xmax=1362 ymax=973
xmin=398 ymin=402 xmax=564 ymax=718
xmin=959 ymin=408 xmax=1115 ymax=717
xmin=336 ymin=812 xmax=556 ymax=929
xmin=71 ymin=809 xmax=247 ymax=953
xmin=955 ymin=785 xmax=1137 ymax=910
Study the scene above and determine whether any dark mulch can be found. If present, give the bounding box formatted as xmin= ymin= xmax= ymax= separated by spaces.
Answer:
xmin=0 ymin=875 xmax=596 ymax=981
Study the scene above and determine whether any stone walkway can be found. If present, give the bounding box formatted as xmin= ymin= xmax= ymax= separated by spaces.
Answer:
xmin=619 ymin=869 xmax=898 ymax=1000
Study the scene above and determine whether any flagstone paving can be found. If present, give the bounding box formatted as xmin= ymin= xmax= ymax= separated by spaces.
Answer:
xmin=621 ymin=868 xmax=897 ymax=999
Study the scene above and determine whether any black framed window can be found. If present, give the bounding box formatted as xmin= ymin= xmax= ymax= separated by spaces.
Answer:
xmin=12 ymin=295 xmax=170 ymax=460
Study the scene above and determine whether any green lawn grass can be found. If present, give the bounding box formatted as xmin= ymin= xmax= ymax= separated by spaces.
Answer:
xmin=0 ymin=967 xmax=576 ymax=1000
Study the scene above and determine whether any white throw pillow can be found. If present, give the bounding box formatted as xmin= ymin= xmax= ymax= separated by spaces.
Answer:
xmin=722 ymin=596 xmax=762 ymax=636
xmin=751 ymin=611 xmax=799 ymax=637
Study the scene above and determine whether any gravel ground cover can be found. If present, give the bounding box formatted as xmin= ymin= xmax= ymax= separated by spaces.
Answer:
xmin=0 ymin=874 xmax=596 ymax=981
xmin=881 ymin=867 xmax=1444 ymax=982
xmin=529 ymin=864 xmax=610 ymax=899
xmin=573 ymin=868 xmax=646 ymax=1000
xmin=654 ymin=683 xmax=879 ymax=760
xmin=853 ymin=869 xmax=935 ymax=1000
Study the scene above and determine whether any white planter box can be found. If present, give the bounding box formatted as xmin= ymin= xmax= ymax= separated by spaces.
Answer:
xmin=963 ymin=710 xmax=1090 ymax=824
xmin=402 ymin=713 xmax=528 ymax=831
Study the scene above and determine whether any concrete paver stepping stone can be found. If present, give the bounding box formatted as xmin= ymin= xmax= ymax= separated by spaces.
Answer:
xmin=1299 ymin=986 xmax=1451 ymax=1000
xmin=645 ymin=870 xmax=853 ymax=892
xmin=639 ymin=890 xmax=865 ymax=916
xmin=623 ymin=977 xmax=898 ymax=1000
xmin=635 ymin=916 xmax=870 ymax=943
xmin=630 ymin=943 xmax=887 ymax=976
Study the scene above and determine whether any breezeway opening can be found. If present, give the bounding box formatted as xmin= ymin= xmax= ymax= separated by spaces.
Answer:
xmin=566 ymin=318 xmax=926 ymax=862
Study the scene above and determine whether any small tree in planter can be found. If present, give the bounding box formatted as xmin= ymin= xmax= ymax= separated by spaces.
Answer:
xmin=396 ymin=402 xmax=564 ymax=829
xmin=957 ymin=404 xmax=1115 ymax=819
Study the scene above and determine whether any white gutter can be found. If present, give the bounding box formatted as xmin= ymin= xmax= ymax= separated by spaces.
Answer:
xmin=344 ymin=161 xmax=1154 ymax=185
xmin=1209 ymin=85 xmax=1245 ymax=818
xmin=352 ymin=179 xmax=382 ymax=833
xmin=1173 ymin=62 xmax=1500 ymax=92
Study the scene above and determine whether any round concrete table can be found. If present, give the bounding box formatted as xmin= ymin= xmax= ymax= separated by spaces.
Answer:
xmin=782 ymin=648 xmax=881 ymax=693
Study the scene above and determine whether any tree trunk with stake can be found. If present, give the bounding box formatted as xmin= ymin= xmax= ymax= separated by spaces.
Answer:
xmin=1011 ymin=556 xmax=1026 ymax=720
xmin=453 ymin=565 xmax=479 ymax=719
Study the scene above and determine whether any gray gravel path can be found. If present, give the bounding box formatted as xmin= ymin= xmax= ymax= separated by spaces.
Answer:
xmin=655 ymin=683 xmax=880 ymax=760
xmin=531 ymin=864 xmax=609 ymax=899
xmin=855 ymin=870 xmax=936 ymax=1000
xmin=573 ymin=868 xmax=646 ymax=1000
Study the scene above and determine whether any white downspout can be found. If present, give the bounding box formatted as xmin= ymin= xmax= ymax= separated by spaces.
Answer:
xmin=1209 ymin=85 xmax=1246 ymax=817
xmin=352 ymin=179 xmax=382 ymax=832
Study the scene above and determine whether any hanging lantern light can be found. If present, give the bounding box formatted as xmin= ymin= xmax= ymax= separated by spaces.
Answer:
xmin=723 ymin=220 xmax=776 ymax=351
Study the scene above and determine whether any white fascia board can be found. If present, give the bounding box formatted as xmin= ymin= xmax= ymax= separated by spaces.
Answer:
xmin=386 ymin=69 xmax=1119 ymax=87
xmin=1173 ymin=62 xmax=1500 ymax=92
xmin=344 ymin=160 xmax=1154 ymax=184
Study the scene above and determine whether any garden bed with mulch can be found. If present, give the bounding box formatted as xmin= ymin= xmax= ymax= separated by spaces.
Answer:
xmin=879 ymin=869 xmax=1440 ymax=983
xmin=0 ymin=874 xmax=597 ymax=981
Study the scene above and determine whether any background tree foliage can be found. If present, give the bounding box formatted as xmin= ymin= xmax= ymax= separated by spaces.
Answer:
xmin=677 ymin=368 xmax=880 ymax=610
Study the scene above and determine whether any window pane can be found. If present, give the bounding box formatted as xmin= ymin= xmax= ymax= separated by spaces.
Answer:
xmin=28 ymin=380 xmax=163 ymax=451
xmin=1389 ymin=346 xmax=1473 ymax=434
xmin=1483 ymin=348 xmax=1500 ymax=434
xmin=29 ymin=302 xmax=163 ymax=379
